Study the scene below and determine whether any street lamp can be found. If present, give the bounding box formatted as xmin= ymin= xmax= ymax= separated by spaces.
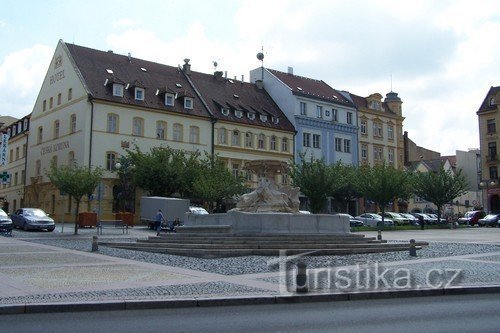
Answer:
xmin=479 ymin=180 xmax=498 ymax=213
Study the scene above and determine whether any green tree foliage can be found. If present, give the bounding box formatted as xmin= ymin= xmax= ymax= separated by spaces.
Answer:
xmin=357 ymin=164 xmax=412 ymax=229
xmin=329 ymin=162 xmax=361 ymax=213
xmin=47 ymin=164 xmax=103 ymax=235
xmin=192 ymin=154 xmax=246 ymax=212
xmin=290 ymin=154 xmax=334 ymax=213
xmin=413 ymin=166 xmax=469 ymax=223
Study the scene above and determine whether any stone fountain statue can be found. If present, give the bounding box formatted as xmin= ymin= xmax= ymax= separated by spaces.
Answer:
xmin=231 ymin=160 xmax=300 ymax=213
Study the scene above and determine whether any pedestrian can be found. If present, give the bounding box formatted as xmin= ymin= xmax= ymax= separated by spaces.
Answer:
xmin=419 ymin=215 xmax=425 ymax=230
xmin=155 ymin=209 xmax=165 ymax=236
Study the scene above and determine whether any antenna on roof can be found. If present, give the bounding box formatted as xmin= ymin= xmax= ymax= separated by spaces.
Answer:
xmin=390 ymin=73 xmax=393 ymax=92
xmin=128 ymin=52 xmax=132 ymax=62
xmin=212 ymin=60 xmax=218 ymax=70
xmin=257 ymin=46 xmax=264 ymax=82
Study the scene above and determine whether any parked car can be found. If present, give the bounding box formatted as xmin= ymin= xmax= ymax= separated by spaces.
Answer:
xmin=355 ymin=213 xmax=394 ymax=227
xmin=10 ymin=208 xmax=55 ymax=231
xmin=477 ymin=214 xmax=500 ymax=227
xmin=299 ymin=210 xmax=311 ymax=214
xmin=0 ymin=208 xmax=13 ymax=233
xmin=458 ymin=210 xmax=486 ymax=226
xmin=335 ymin=213 xmax=364 ymax=227
xmin=412 ymin=213 xmax=434 ymax=225
xmin=400 ymin=213 xmax=419 ymax=226
xmin=426 ymin=213 xmax=447 ymax=224
xmin=379 ymin=212 xmax=410 ymax=226
xmin=189 ymin=206 xmax=209 ymax=215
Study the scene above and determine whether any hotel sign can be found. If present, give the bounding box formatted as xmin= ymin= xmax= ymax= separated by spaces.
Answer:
xmin=40 ymin=141 xmax=70 ymax=156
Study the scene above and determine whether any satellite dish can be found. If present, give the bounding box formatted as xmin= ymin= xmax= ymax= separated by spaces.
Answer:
xmin=184 ymin=58 xmax=190 ymax=64
xmin=257 ymin=52 xmax=264 ymax=61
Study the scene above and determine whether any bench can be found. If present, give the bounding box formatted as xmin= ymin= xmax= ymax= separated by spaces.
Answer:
xmin=97 ymin=219 xmax=128 ymax=235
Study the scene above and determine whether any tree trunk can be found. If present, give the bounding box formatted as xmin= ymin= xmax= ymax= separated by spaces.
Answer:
xmin=74 ymin=200 xmax=80 ymax=235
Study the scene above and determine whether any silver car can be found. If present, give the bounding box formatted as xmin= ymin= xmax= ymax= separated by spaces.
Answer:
xmin=0 ymin=208 xmax=13 ymax=233
xmin=355 ymin=213 xmax=394 ymax=227
xmin=11 ymin=208 xmax=55 ymax=231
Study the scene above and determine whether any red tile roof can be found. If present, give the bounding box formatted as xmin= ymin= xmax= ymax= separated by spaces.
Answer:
xmin=267 ymin=69 xmax=353 ymax=107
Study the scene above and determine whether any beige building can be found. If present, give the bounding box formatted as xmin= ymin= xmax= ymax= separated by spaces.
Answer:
xmin=477 ymin=86 xmax=500 ymax=213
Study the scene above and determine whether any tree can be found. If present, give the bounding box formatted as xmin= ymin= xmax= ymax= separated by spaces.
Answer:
xmin=192 ymin=154 xmax=246 ymax=212
xmin=413 ymin=166 xmax=469 ymax=223
xmin=290 ymin=154 xmax=334 ymax=213
xmin=329 ymin=162 xmax=361 ymax=213
xmin=357 ymin=164 xmax=412 ymax=229
xmin=47 ymin=164 xmax=103 ymax=235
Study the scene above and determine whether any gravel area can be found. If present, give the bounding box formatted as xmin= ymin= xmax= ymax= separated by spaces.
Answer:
xmin=22 ymin=238 xmax=500 ymax=275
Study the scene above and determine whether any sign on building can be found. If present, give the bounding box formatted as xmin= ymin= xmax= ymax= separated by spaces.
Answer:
xmin=0 ymin=133 xmax=9 ymax=166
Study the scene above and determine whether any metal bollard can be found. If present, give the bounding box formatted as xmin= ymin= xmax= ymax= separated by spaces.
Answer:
xmin=296 ymin=261 xmax=308 ymax=293
xmin=92 ymin=235 xmax=99 ymax=252
xmin=377 ymin=230 xmax=382 ymax=241
xmin=409 ymin=239 xmax=417 ymax=257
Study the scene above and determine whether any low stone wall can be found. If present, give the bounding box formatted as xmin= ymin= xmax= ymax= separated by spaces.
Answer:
xmin=185 ymin=211 xmax=350 ymax=235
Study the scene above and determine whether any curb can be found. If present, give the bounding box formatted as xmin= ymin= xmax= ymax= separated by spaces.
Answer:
xmin=2 ymin=285 xmax=500 ymax=315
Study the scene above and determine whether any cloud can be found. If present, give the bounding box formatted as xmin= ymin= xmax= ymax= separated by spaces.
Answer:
xmin=0 ymin=20 xmax=6 ymax=28
xmin=0 ymin=44 xmax=53 ymax=118
xmin=112 ymin=18 xmax=138 ymax=29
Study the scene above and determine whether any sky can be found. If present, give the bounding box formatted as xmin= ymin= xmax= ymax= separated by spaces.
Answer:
xmin=1 ymin=0 xmax=499 ymax=156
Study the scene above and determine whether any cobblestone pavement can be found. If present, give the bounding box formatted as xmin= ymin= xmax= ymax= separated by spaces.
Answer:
xmin=1 ymin=226 xmax=500 ymax=305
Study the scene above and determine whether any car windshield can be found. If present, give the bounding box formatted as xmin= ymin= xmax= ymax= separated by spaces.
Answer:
xmin=25 ymin=209 xmax=48 ymax=217
xmin=464 ymin=212 xmax=474 ymax=218
xmin=0 ymin=209 xmax=8 ymax=217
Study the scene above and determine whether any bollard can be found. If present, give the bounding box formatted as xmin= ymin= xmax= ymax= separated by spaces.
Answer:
xmin=377 ymin=230 xmax=382 ymax=241
xmin=91 ymin=235 xmax=99 ymax=252
xmin=409 ymin=239 xmax=417 ymax=257
xmin=296 ymin=261 xmax=308 ymax=293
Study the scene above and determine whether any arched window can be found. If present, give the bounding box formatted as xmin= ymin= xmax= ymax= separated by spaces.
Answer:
xmin=107 ymin=114 xmax=119 ymax=133
xmin=37 ymin=127 xmax=43 ymax=144
xmin=173 ymin=123 xmax=183 ymax=142
xmin=156 ymin=121 xmax=167 ymax=140
xmin=106 ymin=152 xmax=117 ymax=170
xmin=245 ymin=132 xmax=253 ymax=148
xmin=132 ymin=117 xmax=144 ymax=136
xmin=270 ymin=135 xmax=277 ymax=150
xmin=232 ymin=130 xmax=241 ymax=146
xmin=218 ymin=128 xmax=227 ymax=144
xmin=70 ymin=114 xmax=77 ymax=133
xmin=258 ymin=134 xmax=266 ymax=149
xmin=281 ymin=138 xmax=289 ymax=152
xmin=189 ymin=126 xmax=200 ymax=144
xmin=53 ymin=120 xmax=60 ymax=139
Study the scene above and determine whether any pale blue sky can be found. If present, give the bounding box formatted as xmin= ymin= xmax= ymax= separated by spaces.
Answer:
xmin=1 ymin=0 xmax=499 ymax=155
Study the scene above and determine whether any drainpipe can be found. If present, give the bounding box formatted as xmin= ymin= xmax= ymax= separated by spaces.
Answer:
xmin=88 ymin=94 xmax=94 ymax=170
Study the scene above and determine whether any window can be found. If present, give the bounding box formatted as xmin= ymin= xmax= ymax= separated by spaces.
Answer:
xmin=54 ymin=120 xmax=60 ymax=139
xmin=68 ymin=151 xmax=75 ymax=165
xmin=373 ymin=122 xmax=383 ymax=138
xmin=245 ymin=132 xmax=253 ymax=148
xmin=281 ymin=174 xmax=289 ymax=185
xmin=325 ymin=110 xmax=330 ymax=117
xmin=173 ymin=123 xmax=183 ymax=142
xmin=165 ymin=93 xmax=174 ymax=106
xmin=248 ymin=112 xmax=255 ymax=120
xmin=15 ymin=147 xmax=19 ymax=160
xmin=22 ymin=144 xmax=26 ymax=158
xmin=374 ymin=146 xmax=383 ymax=161
xmin=361 ymin=119 xmax=367 ymax=135
xmin=57 ymin=93 xmax=62 ymax=105
xmin=107 ymin=114 xmax=118 ymax=133
xmin=388 ymin=148 xmax=394 ymax=164
xmin=488 ymin=142 xmax=497 ymax=160
xmin=313 ymin=134 xmax=320 ymax=148
xmin=361 ymin=144 xmax=368 ymax=160
xmin=232 ymin=163 xmax=240 ymax=178
xmin=132 ymin=117 xmax=144 ymax=136
xmin=49 ymin=97 xmax=53 ymax=109
xmin=370 ymin=100 xmax=381 ymax=110
xmin=184 ymin=97 xmax=193 ymax=109
xmin=300 ymin=102 xmax=307 ymax=116
xmin=235 ymin=110 xmax=243 ymax=118
xmin=332 ymin=109 xmax=338 ymax=122
xmin=218 ymin=128 xmax=227 ymax=144
xmin=335 ymin=138 xmax=342 ymax=152
xmin=70 ymin=114 xmax=77 ymax=133
xmin=260 ymin=115 xmax=267 ymax=122
xmin=232 ymin=130 xmax=241 ymax=146
xmin=490 ymin=97 xmax=496 ymax=106
xmin=316 ymin=105 xmax=323 ymax=118
xmin=189 ymin=126 xmax=200 ymax=144
xmin=135 ymin=88 xmax=145 ymax=101
xmin=106 ymin=152 xmax=117 ymax=171
xmin=388 ymin=125 xmax=394 ymax=140
xmin=17 ymin=122 xmax=22 ymax=133
xmin=489 ymin=166 xmax=498 ymax=180
xmin=487 ymin=119 xmax=496 ymax=134
xmin=68 ymin=88 xmax=72 ymax=101
xmin=303 ymin=133 xmax=311 ymax=147
xmin=156 ymin=121 xmax=167 ymax=140
xmin=35 ymin=160 xmax=41 ymax=176
xmin=270 ymin=136 xmax=277 ymax=150
xmin=347 ymin=112 xmax=353 ymax=124
xmin=258 ymin=134 xmax=266 ymax=149
xmin=21 ymin=170 xmax=25 ymax=184
xmin=43 ymin=100 xmax=46 ymax=112
xmin=51 ymin=155 xmax=58 ymax=168
xmin=37 ymin=126 xmax=43 ymax=144
xmin=14 ymin=172 xmax=18 ymax=186
xmin=113 ymin=84 xmax=124 ymax=97
xmin=343 ymin=139 xmax=351 ymax=153
xmin=9 ymin=149 xmax=12 ymax=163
xmin=282 ymin=138 xmax=289 ymax=152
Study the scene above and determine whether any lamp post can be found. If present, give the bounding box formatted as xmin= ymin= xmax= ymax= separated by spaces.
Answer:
xmin=114 ymin=159 xmax=134 ymax=213
xmin=479 ymin=180 xmax=498 ymax=213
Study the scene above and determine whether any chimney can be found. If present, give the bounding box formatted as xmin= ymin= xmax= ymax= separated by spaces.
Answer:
xmin=287 ymin=66 xmax=293 ymax=75
xmin=241 ymin=75 xmax=244 ymax=82
xmin=224 ymin=71 xmax=227 ymax=78
xmin=127 ymin=52 xmax=132 ymax=62
xmin=214 ymin=71 xmax=223 ymax=81
xmin=182 ymin=58 xmax=191 ymax=75
xmin=255 ymin=80 xmax=263 ymax=90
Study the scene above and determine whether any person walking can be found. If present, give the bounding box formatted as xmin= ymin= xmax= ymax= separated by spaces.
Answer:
xmin=155 ymin=209 xmax=165 ymax=236
xmin=419 ymin=215 xmax=425 ymax=230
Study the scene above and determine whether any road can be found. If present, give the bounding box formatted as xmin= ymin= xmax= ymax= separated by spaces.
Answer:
xmin=2 ymin=294 xmax=499 ymax=333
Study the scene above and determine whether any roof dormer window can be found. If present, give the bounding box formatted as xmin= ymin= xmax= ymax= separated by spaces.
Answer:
xmin=248 ymin=112 xmax=255 ymax=120
xmin=260 ymin=115 xmax=267 ymax=122
xmin=165 ymin=93 xmax=175 ymax=106
xmin=135 ymin=87 xmax=145 ymax=101
xmin=221 ymin=108 xmax=229 ymax=116
xmin=184 ymin=97 xmax=193 ymax=109
xmin=113 ymin=84 xmax=124 ymax=97
xmin=235 ymin=110 xmax=243 ymax=118
xmin=272 ymin=117 xmax=279 ymax=124
xmin=491 ymin=97 xmax=496 ymax=106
